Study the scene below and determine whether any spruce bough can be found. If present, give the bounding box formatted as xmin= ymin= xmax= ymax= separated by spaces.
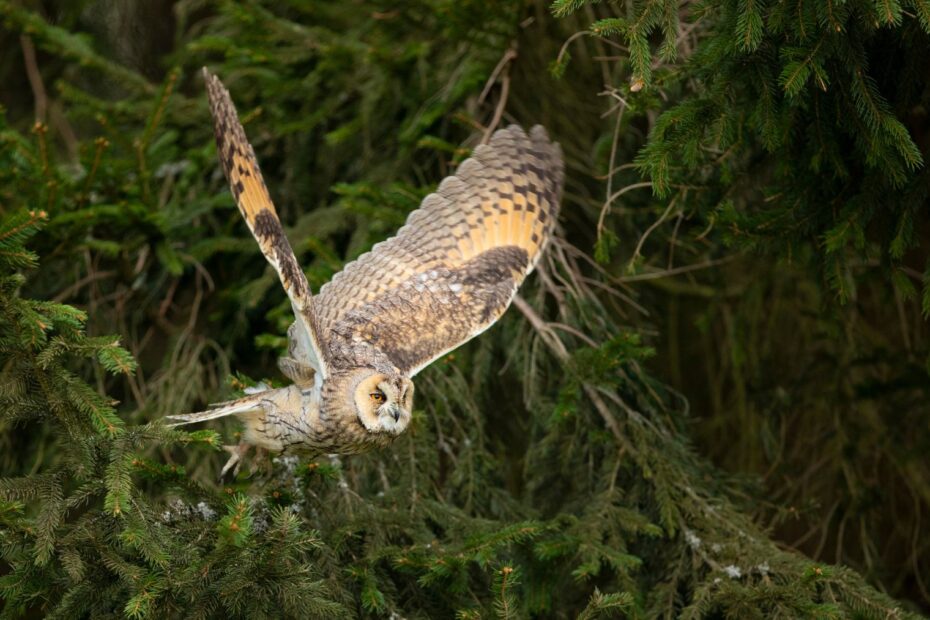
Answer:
xmin=1 ymin=0 xmax=927 ymax=616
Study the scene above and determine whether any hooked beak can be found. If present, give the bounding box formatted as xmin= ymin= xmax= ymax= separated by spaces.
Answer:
xmin=390 ymin=405 xmax=401 ymax=422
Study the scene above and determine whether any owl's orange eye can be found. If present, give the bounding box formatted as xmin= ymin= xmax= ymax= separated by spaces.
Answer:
xmin=370 ymin=390 xmax=386 ymax=404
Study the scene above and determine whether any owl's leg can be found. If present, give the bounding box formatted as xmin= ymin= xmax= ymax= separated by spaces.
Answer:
xmin=219 ymin=443 xmax=272 ymax=481
xmin=219 ymin=442 xmax=251 ymax=481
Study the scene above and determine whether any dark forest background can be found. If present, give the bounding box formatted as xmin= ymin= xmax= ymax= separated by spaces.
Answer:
xmin=1 ymin=0 xmax=929 ymax=617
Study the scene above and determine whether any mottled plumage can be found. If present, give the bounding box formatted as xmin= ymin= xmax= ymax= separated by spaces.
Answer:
xmin=167 ymin=69 xmax=563 ymax=477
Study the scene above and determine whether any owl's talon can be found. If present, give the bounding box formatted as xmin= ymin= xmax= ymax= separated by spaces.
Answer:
xmin=219 ymin=442 xmax=252 ymax=482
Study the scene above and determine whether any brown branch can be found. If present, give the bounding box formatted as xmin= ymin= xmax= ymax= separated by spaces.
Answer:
xmin=52 ymin=270 xmax=116 ymax=302
xmin=20 ymin=35 xmax=47 ymax=123
xmin=480 ymin=47 xmax=517 ymax=144
xmin=512 ymin=295 xmax=626 ymax=443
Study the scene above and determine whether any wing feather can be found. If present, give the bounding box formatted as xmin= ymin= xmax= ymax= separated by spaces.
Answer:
xmin=203 ymin=68 xmax=329 ymax=379
xmin=317 ymin=125 xmax=563 ymax=375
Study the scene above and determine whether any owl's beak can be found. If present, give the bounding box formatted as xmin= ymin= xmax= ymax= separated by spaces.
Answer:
xmin=390 ymin=406 xmax=401 ymax=422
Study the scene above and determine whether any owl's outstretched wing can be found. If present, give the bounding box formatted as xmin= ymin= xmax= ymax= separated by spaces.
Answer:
xmin=317 ymin=125 xmax=563 ymax=376
xmin=203 ymin=69 xmax=329 ymax=380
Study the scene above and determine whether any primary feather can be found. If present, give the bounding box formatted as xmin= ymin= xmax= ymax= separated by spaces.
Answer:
xmin=203 ymin=68 xmax=329 ymax=381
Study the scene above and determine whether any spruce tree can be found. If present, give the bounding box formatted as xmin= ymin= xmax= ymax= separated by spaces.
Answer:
xmin=1 ymin=0 xmax=927 ymax=617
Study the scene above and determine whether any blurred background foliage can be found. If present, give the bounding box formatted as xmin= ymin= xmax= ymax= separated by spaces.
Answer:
xmin=0 ymin=0 xmax=928 ymax=617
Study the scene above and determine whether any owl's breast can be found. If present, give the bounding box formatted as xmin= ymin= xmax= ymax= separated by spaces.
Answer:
xmin=309 ymin=402 xmax=399 ymax=455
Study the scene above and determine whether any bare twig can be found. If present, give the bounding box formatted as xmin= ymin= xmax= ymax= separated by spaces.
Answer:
xmin=629 ymin=197 xmax=678 ymax=267
xmin=20 ymin=36 xmax=47 ymax=123
xmin=483 ymin=73 xmax=511 ymax=143
xmin=546 ymin=322 xmax=599 ymax=347
xmin=616 ymin=254 xmax=739 ymax=283
xmin=597 ymin=92 xmax=627 ymax=240
xmin=512 ymin=295 xmax=569 ymax=360
xmin=480 ymin=47 xmax=517 ymax=143
xmin=606 ymin=181 xmax=653 ymax=204
xmin=52 ymin=270 xmax=116 ymax=302
xmin=478 ymin=47 xmax=517 ymax=104
xmin=512 ymin=295 xmax=627 ymax=443
xmin=555 ymin=31 xmax=590 ymax=69
xmin=595 ymin=162 xmax=639 ymax=180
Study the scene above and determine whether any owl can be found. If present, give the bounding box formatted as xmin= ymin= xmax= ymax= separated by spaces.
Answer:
xmin=167 ymin=69 xmax=563 ymax=478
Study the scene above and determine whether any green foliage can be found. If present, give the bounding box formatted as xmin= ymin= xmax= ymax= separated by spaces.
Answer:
xmin=0 ymin=0 xmax=928 ymax=617
xmin=615 ymin=0 xmax=929 ymax=301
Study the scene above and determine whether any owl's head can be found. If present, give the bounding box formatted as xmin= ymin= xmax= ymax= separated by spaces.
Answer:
xmin=340 ymin=369 xmax=413 ymax=435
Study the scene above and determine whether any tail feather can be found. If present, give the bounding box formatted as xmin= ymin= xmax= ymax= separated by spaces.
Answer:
xmin=165 ymin=393 xmax=265 ymax=427
xmin=206 ymin=383 xmax=270 ymax=409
